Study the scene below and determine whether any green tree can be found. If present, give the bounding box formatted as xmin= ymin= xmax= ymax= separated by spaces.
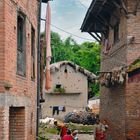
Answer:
xmin=41 ymin=31 xmax=100 ymax=97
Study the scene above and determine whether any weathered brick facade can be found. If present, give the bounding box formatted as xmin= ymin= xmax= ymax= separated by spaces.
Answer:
xmin=81 ymin=0 xmax=140 ymax=139
xmin=101 ymin=1 xmax=140 ymax=139
xmin=0 ymin=0 xmax=39 ymax=139
xmin=125 ymin=1 xmax=140 ymax=139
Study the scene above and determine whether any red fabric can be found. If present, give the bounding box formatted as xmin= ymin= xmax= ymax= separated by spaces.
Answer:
xmin=60 ymin=126 xmax=67 ymax=138
xmin=95 ymin=131 xmax=106 ymax=140
xmin=45 ymin=2 xmax=52 ymax=90
xmin=62 ymin=135 xmax=73 ymax=140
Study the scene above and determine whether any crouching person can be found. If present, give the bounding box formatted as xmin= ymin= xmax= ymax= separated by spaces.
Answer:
xmin=94 ymin=119 xmax=108 ymax=140
xmin=72 ymin=130 xmax=78 ymax=140
xmin=54 ymin=121 xmax=67 ymax=140
xmin=62 ymin=129 xmax=73 ymax=140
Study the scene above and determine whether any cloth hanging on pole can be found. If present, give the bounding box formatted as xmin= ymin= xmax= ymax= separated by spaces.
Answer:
xmin=45 ymin=2 xmax=52 ymax=90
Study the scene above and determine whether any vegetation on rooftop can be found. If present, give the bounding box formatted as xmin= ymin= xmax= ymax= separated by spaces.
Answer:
xmin=128 ymin=58 xmax=140 ymax=72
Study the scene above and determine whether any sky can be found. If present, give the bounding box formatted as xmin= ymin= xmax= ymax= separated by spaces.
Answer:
xmin=41 ymin=0 xmax=93 ymax=44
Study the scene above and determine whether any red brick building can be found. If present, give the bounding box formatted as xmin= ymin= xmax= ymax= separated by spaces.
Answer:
xmin=0 ymin=0 xmax=39 ymax=139
xmin=81 ymin=0 xmax=140 ymax=139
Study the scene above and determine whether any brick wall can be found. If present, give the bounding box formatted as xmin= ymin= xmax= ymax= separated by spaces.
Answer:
xmin=0 ymin=1 xmax=5 ymax=93
xmin=127 ymin=0 xmax=140 ymax=64
xmin=100 ymin=9 xmax=127 ymax=140
xmin=0 ymin=0 xmax=39 ymax=139
xmin=125 ymin=1 xmax=140 ymax=139
xmin=0 ymin=108 xmax=4 ymax=139
xmin=125 ymin=83 xmax=140 ymax=139
xmin=100 ymin=0 xmax=140 ymax=139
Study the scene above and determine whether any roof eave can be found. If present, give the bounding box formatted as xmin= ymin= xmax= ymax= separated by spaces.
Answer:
xmin=81 ymin=0 xmax=97 ymax=32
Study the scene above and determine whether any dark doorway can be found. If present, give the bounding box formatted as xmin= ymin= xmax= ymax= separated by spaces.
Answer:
xmin=9 ymin=107 xmax=25 ymax=140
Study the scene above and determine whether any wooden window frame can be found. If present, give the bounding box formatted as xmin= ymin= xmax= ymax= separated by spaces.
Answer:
xmin=17 ymin=12 xmax=26 ymax=76
xmin=31 ymin=26 xmax=35 ymax=80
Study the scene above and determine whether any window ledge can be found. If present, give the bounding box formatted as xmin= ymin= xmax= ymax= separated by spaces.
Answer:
xmin=46 ymin=92 xmax=81 ymax=95
xmin=16 ymin=71 xmax=26 ymax=79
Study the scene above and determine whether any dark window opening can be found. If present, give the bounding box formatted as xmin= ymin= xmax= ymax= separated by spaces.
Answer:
xmin=114 ymin=22 xmax=119 ymax=44
xmin=128 ymin=68 xmax=140 ymax=78
xmin=17 ymin=13 xmax=26 ymax=76
xmin=56 ymin=84 xmax=61 ymax=88
xmin=128 ymin=68 xmax=140 ymax=83
xmin=64 ymin=68 xmax=68 ymax=73
xmin=31 ymin=26 xmax=35 ymax=80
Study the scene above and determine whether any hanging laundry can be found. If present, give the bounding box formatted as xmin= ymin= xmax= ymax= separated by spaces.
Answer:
xmin=59 ymin=106 xmax=64 ymax=111
xmin=53 ymin=106 xmax=59 ymax=115
xmin=45 ymin=2 xmax=52 ymax=90
xmin=103 ymin=39 xmax=111 ymax=54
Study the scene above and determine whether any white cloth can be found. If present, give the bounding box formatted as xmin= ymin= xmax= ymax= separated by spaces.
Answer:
xmin=59 ymin=106 xmax=64 ymax=111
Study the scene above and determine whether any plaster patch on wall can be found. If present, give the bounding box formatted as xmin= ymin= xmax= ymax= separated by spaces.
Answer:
xmin=126 ymin=109 xmax=140 ymax=118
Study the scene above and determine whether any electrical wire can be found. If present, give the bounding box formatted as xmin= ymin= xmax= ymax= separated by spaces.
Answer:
xmin=3 ymin=0 xmax=92 ymax=42
xmin=51 ymin=24 xmax=93 ymax=41
xmin=101 ymin=43 xmax=127 ymax=66
xmin=42 ymin=19 xmax=94 ymax=41
xmin=4 ymin=0 xmax=94 ymax=42
xmin=76 ymin=0 xmax=87 ymax=8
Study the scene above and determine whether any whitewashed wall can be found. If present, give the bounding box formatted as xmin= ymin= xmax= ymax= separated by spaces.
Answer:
xmin=42 ymin=65 xmax=88 ymax=119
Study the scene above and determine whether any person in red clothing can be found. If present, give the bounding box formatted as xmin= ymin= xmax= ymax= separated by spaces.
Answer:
xmin=94 ymin=119 xmax=108 ymax=140
xmin=62 ymin=129 xmax=73 ymax=140
xmin=54 ymin=121 xmax=67 ymax=140
xmin=60 ymin=125 xmax=68 ymax=139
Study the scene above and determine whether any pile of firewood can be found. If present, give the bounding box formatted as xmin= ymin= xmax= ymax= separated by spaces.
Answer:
xmin=99 ymin=67 xmax=126 ymax=87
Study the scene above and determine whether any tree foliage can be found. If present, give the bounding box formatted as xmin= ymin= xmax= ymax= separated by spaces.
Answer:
xmin=41 ymin=31 xmax=101 ymax=97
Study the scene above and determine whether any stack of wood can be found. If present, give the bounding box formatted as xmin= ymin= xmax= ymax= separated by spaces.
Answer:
xmin=99 ymin=67 xmax=126 ymax=87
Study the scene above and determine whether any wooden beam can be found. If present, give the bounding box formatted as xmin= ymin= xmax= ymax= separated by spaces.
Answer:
xmin=111 ymin=0 xmax=128 ymax=17
xmin=96 ymin=0 xmax=108 ymax=15
xmin=98 ymin=15 xmax=113 ymax=29
xmin=86 ymin=22 xmax=95 ymax=32
xmin=95 ymin=32 xmax=102 ymax=41
xmin=112 ymin=1 xmax=121 ymax=9
xmin=134 ymin=0 xmax=140 ymax=15
xmin=102 ymin=31 xmax=108 ymax=38
xmin=96 ymin=17 xmax=107 ymax=27
xmin=120 ymin=0 xmax=128 ymax=15
xmin=88 ymin=32 xmax=101 ymax=42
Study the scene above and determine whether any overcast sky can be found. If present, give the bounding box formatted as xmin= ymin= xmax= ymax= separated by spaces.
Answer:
xmin=41 ymin=0 xmax=93 ymax=44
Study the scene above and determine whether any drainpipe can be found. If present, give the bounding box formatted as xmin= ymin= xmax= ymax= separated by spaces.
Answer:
xmin=36 ymin=0 xmax=42 ymax=139
xmin=36 ymin=1 xmax=51 ymax=139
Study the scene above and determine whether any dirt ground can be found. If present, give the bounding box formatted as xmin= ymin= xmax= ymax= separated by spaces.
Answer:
xmin=46 ymin=134 xmax=95 ymax=140
xmin=78 ymin=134 xmax=95 ymax=140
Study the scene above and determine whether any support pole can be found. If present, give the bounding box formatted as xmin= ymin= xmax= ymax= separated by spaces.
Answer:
xmin=95 ymin=32 xmax=102 ymax=41
xmin=37 ymin=1 xmax=51 ymax=139
xmin=36 ymin=0 xmax=42 ymax=139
